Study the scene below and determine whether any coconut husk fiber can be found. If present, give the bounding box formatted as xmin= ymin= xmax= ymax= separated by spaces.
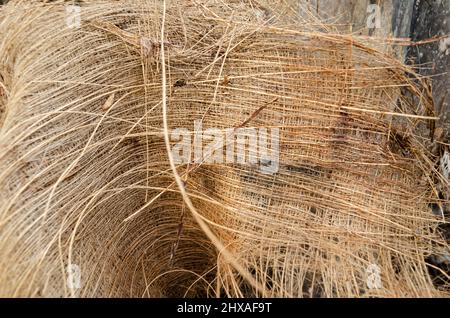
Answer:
xmin=0 ymin=0 xmax=448 ymax=298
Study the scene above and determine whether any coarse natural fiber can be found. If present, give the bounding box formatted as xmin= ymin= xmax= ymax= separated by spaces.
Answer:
xmin=0 ymin=0 xmax=448 ymax=297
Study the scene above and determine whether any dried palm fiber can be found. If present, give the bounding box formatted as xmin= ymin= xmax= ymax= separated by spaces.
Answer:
xmin=0 ymin=0 xmax=448 ymax=298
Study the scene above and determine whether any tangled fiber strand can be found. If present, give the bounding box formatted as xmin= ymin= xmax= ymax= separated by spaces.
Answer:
xmin=0 ymin=0 xmax=448 ymax=297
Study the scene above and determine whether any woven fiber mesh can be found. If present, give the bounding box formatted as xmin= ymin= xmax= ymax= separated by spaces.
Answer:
xmin=0 ymin=0 xmax=448 ymax=297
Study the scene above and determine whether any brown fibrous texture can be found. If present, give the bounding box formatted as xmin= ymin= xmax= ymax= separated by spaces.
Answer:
xmin=0 ymin=0 xmax=448 ymax=297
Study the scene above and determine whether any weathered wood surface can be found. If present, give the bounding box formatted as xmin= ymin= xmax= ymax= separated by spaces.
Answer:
xmin=305 ymin=0 xmax=413 ymax=37
xmin=407 ymin=0 xmax=450 ymax=134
